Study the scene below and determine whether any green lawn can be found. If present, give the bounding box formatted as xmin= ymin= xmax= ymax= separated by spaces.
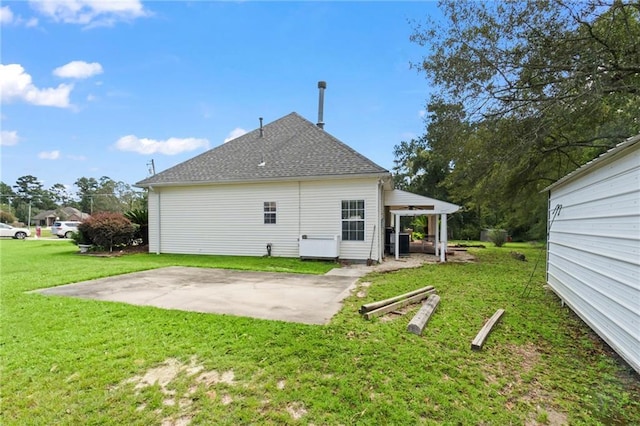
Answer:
xmin=1 ymin=240 xmax=638 ymax=425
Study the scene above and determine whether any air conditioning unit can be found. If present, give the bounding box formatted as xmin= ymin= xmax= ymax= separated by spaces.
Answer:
xmin=299 ymin=234 xmax=340 ymax=259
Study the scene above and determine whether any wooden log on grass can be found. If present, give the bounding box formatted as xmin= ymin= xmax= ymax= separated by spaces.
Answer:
xmin=471 ymin=309 xmax=505 ymax=350
xmin=407 ymin=294 xmax=441 ymax=335
xmin=363 ymin=289 xmax=436 ymax=320
xmin=359 ymin=285 xmax=435 ymax=314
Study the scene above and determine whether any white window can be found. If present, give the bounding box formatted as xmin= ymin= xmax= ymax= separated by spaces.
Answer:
xmin=341 ymin=200 xmax=364 ymax=241
xmin=264 ymin=202 xmax=276 ymax=224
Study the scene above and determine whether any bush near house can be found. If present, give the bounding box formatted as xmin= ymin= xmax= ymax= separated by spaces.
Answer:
xmin=78 ymin=212 xmax=136 ymax=251
xmin=488 ymin=229 xmax=508 ymax=247
xmin=0 ymin=211 xmax=16 ymax=224
xmin=124 ymin=208 xmax=148 ymax=245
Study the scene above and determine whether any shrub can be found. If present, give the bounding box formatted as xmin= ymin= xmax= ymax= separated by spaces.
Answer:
xmin=488 ymin=229 xmax=508 ymax=247
xmin=0 ymin=211 xmax=16 ymax=224
xmin=70 ymin=229 xmax=92 ymax=246
xmin=412 ymin=231 xmax=425 ymax=241
xmin=78 ymin=212 xmax=136 ymax=252
xmin=124 ymin=208 xmax=148 ymax=245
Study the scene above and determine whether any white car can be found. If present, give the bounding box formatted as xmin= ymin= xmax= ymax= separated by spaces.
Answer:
xmin=51 ymin=221 xmax=81 ymax=238
xmin=0 ymin=223 xmax=31 ymax=239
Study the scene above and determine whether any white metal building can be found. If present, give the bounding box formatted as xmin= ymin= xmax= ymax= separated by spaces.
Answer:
xmin=544 ymin=134 xmax=640 ymax=373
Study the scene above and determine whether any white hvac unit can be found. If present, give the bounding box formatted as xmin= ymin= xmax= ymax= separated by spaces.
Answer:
xmin=299 ymin=234 xmax=340 ymax=259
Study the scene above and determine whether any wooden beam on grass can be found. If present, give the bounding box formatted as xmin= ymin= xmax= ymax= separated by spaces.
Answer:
xmin=471 ymin=309 xmax=505 ymax=351
xmin=363 ymin=289 xmax=436 ymax=320
xmin=407 ymin=294 xmax=440 ymax=335
xmin=359 ymin=285 xmax=435 ymax=314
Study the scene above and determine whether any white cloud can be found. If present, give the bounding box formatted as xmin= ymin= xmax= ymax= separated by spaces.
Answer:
xmin=0 ymin=130 xmax=20 ymax=146
xmin=39 ymin=150 xmax=61 ymax=160
xmin=114 ymin=135 xmax=210 ymax=155
xmin=0 ymin=64 xmax=73 ymax=108
xmin=0 ymin=6 xmax=14 ymax=24
xmin=86 ymin=94 xmax=97 ymax=101
xmin=1 ymin=5 xmax=39 ymax=27
xmin=224 ymin=127 xmax=247 ymax=143
xmin=30 ymin=0 xmax=149 ymax=28
xmin=53 ymin=61 xmax=103 ymax=79
xmin=418 ymin=110 xmax=426 ymax=118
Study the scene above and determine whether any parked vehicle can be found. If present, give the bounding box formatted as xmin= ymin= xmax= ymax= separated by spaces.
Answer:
xmin=51 ymin=221 xmax=81 ymax=238
xmin=0 ymin=223 xmax=31 ymax=239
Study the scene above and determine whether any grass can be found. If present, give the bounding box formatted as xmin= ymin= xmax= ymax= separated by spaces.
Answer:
xmin=1 ymin=240 xmax=638 ymax=425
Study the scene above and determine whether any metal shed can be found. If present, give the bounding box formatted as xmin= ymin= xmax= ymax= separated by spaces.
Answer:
xmin=544 ymin=134 xmax=640 ymax=373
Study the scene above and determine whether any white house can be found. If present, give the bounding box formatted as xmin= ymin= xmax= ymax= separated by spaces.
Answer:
xmin=544 ymin=133 xmax=640 ymax=373
xmin=136 ymin=110 xmax=459 ymax=263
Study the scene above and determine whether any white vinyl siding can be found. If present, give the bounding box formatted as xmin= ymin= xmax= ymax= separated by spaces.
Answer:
xmin=150 ymin=182 xmax=301 ymax=257
xmin=299 ymin=178 xmax=379 ymax=261
xmin=148 ymin=177 xmax=382 ymax=261
xmin=547 ymin=140 xmax=640 ymax=374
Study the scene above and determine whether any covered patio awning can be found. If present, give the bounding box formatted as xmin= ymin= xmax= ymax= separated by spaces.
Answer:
xmin=384 ymin=189 xmax=460 ymax=262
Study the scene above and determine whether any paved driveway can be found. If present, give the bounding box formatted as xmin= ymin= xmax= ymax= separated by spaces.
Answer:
xmin=36 ymin=266 xmax=360 ymax=325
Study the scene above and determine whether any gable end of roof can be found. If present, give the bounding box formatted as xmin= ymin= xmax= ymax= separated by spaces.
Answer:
xmin=137 ymin=112 xmax=388 ymax=186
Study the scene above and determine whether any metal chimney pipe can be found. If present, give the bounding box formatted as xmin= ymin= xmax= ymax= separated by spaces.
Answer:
xmin=259 ymin=117 xmax=264 ymax=137
xmin=317 ymin=81 xmax=326 ymax=129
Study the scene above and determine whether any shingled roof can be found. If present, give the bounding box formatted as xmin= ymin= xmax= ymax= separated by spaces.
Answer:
xmin=136 ymin=112 xmax=388 ymax=187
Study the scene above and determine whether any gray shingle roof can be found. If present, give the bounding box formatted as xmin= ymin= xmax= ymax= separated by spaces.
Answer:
xmin=136 ymin=112 xmax=388 ymax=186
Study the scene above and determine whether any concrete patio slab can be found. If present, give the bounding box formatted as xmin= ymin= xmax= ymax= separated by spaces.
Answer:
xmin=35 ymin=266 xmax=358 ymax=325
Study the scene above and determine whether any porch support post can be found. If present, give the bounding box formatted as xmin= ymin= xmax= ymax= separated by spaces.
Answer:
xmin=395 ymin=213 xmax=400 ymax=260
xmin=434 ymin=216 xmax=439 ymax=257
xmin=440 ymin=213 xmax=447 ymax=262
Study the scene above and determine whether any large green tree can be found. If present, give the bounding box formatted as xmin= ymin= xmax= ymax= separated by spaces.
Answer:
xmin=74 ymin=176 xmax=144 ymax=214
xmin=404 ymin=0 xmax=640 ymax=239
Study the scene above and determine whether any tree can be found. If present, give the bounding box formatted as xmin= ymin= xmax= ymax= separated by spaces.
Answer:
xmin=393 ymin=135 xmax=451 ymax=201
xmin=0 ymin=181 xmax=15 ymax=200
xmin=13 ymin=175 xmax=43 ymax=202
xmin=74 ymin=176 xmax=145 ymax=214
xmin=49 ymin=183 xmax=72 ymax=206
xmin=74 ymin=176 xmax=99 ymax=213
xmin=0 ymin=182 xmax=16 ymax=221
xmin=406 ymin=0 xmax=640 ymax=239
xmin=412 ymin=0 xmax=640 ymax=125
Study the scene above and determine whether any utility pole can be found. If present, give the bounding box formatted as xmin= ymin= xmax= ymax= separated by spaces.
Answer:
xmin=147 ymin=159 xmax=156 ymax=176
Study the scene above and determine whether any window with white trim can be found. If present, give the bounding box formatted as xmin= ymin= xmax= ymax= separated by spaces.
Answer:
xmin=264 ymin=202 xmax=276 ymax=224
xmin=341 ymin=200 xmax=365 ymax=241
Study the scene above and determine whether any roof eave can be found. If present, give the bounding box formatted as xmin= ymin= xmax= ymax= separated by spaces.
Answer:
xmin=135 ymin=171 xmax=391 ymax=188
xmin=542 ymin=133 xmax=640 ymax=193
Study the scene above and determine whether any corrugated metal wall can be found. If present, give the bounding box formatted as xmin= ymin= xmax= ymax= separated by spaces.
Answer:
xmin=547 ymin=142 xmax=640 ymax=373
xmin=148 ymin=177 xmax=381 ymax=261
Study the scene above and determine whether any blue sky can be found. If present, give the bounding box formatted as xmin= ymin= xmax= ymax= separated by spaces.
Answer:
xmin=1 ymin=1 xmax=439 ymax=195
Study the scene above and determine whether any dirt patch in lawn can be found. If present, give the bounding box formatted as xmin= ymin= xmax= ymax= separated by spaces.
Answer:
xmin=119 ymin=357 xmax=235 ymax=426
xmin=485 ymin=343 xmax=568 ymax=426
xmin=373 ymin=250 xmax=476 ymax=273
xmin=119 ymin=357 xmax=311 ymax=424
